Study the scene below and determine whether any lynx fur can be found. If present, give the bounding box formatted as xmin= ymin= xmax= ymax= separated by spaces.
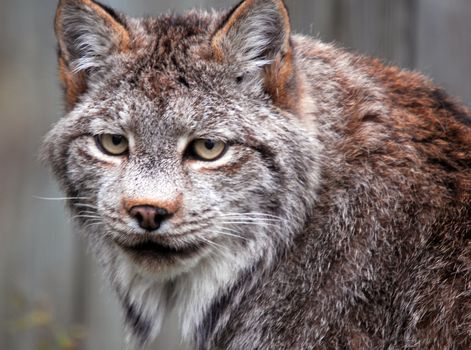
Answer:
xmin=43 ymin=0 xmax=471 ymax=349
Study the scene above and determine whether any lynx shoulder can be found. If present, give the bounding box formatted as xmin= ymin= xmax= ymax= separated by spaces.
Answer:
xmin=43 ymin=0 xmax=471 ymax=349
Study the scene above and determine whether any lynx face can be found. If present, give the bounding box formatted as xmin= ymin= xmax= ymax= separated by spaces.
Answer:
xmin=44 ymin=0 xmax=320 ymax=281
xmin=49 ymin=67 xmax=310 ymax=277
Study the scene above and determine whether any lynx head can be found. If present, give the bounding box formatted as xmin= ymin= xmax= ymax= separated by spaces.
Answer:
xmin=43 ymin=0 xmax=321 ymax=345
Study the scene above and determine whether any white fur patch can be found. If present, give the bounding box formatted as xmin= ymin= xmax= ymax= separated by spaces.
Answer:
xmin=111 ymin=236 xmax=269 ymax=347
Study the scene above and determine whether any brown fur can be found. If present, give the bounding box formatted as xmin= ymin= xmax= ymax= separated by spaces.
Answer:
xmin=263 ymin=49 xmax=298 ymax=111
xmin=58 ymin=56 xmax=88 ymax=110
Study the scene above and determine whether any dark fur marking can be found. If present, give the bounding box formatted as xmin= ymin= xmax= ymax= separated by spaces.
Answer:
xmin=248 ymin=141 xmax=286 ymax=214
xmin=250 ymin=142 xmax=280 ymax=174
xmin=196 ymin=267 xmax=254 ymax=350
xmin=171 ymin=55 xmax=192 ymax=89
xmin=362 ymin=113 xmax=381 ymax=123
xmin=427 ymin=158 xmax=459 ymax=172
xmin=443 ymin=178 xmax=460 ymax=198
xmin=431 ymin=89 xmax=471 ymax=127
xmin=123 ymin=297 xmax=152 ymax=344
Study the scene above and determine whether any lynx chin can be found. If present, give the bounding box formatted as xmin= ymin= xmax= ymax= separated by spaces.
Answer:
xmin=43 ymin=0 xmax=471 ymax=349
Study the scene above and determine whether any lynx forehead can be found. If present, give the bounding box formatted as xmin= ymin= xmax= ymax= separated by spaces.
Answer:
xmin=43 ymin=0 xmax=471 ymax=349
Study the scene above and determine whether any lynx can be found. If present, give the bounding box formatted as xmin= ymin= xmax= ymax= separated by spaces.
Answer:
xmin=43 ymin=0 xmax=471 ymax=349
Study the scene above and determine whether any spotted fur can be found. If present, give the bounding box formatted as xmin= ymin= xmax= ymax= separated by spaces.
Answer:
xmin=43 ymin=0 xmax=471 ymax=349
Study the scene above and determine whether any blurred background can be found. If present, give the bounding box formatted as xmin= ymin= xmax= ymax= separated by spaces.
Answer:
xmin=1 ymin=0 xmax=470 ymax=349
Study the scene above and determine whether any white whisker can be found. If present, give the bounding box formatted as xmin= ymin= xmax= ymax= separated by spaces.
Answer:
xmin=219 ymin=221 xmax=281 ymax=227
xmin=74 ymin=203 xmax=98 ymax=210
xmin=221 ymin=218 xmax=282 ymax=223
xmin=76 ymin=210 xmax=98 ymax=215
xmin=197 ymin=236 xmax=228 ymax=255
xmin=33 ymin=196 xmax=91 ymax=201
xmin=71 ymin=214 xmax=102 ymax=220
xmin=216 ymin=226 xmax=242 ymax=235
xmin=220 ymin=212 xmax=282 ymax=219
xmin=213 ymin=230 xmax=249 ymax=241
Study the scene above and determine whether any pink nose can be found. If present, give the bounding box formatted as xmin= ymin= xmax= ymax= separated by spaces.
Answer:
xmin=128 ymin=205 xmax=172 ymax=231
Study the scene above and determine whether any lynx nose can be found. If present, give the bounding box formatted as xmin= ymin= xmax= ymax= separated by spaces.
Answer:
xmin=129 ymin=205 xmax=172 ymax=231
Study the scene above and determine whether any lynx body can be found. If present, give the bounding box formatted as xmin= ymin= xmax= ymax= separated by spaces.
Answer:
xmin=43 ymin=0 xmax=471 ymax=349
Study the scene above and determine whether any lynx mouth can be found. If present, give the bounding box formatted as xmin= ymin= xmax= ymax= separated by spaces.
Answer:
xmin=119 ymin=239 xmax=202 ymax=257
xmin=114 ymin=236 xmax=206 ymax=265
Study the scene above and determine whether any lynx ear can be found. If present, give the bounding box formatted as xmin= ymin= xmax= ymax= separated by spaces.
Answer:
xmin=55 ymin=0 xmax=130 ymax=110
xmin=211 ymin=0 xmax=296 ymax=110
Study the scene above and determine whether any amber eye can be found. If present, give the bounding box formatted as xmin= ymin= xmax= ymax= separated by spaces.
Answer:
xmin=96 ymin=134 xmax=129 ymax=156
xmin=189 ymin=139 xmax=227 ymax=161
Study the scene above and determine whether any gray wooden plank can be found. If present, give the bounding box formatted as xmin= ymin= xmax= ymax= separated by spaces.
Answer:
xmin=287 ymin=0 xmax=337 ymax=39
xmin=80 ymin=254 xmax=126 ymax=350
xmin=330 ymin=0 xmax=417 ymax=68
xmin=0 ymin=0 xmax=81 ymax=348
xmin=416 ymin=0 xmax=471 ymax=107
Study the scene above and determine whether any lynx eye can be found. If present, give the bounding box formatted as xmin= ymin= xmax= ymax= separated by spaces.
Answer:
xmin=96 ymin=134 xmax=129 ymax=156
xmin=189 ymin=139 xmax=227 ymax=161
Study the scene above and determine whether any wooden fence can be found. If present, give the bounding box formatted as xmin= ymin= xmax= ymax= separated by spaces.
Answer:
xmin=0 ymin=0 xmax=470 ymax=349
